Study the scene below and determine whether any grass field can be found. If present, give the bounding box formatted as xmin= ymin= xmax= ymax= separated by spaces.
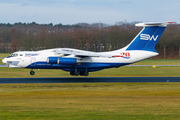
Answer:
xmin=0 ymin=53 xmax=9 ymax=65
xmin=132 ymin=59 xmax=180 ymax=65
xmin=1 ymin=53 xmax=180 ymax=120
xmin=0 ymin=65 xmax=180 ymax=78
xmin=0 ymin=83 xmax=180 ymax=120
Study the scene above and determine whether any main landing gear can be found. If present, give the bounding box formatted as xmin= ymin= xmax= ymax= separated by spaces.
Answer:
xmin=30 ymin=69 xmax=35 ymax=75
xmin=79 ymin=71 xmax=89 ymax=76
xmin=70 ymin=71 xmax=89 ymax=76
xmin=70 ymin=69 xmax=89 ymax=76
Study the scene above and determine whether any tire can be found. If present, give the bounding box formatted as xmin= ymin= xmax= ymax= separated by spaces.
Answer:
xmin=30 ymin=71 xmax=35 ymax=75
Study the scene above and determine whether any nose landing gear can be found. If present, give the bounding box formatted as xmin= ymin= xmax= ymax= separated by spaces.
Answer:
xmin=30 ymin=69 xmax=35 ymax=75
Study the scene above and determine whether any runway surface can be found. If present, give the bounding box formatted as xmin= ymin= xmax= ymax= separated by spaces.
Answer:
xmin=0 ymin=65 xmax=6 ymax=67
xmin=0 ymin=77 xmax=180 ymax=83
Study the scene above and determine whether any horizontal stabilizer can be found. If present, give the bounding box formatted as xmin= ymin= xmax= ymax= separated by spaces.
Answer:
xmin=136 ymin=22 xmax=176 ymax=27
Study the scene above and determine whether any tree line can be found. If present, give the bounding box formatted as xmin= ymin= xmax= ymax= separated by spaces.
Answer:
xmin=0 ymin=22 xmax=179 ymax=59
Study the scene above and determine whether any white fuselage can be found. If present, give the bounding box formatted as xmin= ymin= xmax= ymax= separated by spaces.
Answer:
xmin=2 ymin=48 xmax=158 ymax=70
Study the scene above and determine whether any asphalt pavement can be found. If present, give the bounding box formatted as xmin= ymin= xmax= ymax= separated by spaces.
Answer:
xmin=0 ymin=77 xmax=179 ymax=83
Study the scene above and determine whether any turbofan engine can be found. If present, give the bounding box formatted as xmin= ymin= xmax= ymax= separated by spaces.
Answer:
xmin=47 ymin=57 xmax=80 ymax=65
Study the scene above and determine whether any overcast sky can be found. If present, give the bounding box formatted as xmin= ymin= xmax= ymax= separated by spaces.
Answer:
xmin=0 ymin=0 xmax=179 ymax=25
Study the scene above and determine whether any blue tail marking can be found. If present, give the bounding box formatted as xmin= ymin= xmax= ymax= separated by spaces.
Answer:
xmin=126 ymin=26 xmax=166 ymax=52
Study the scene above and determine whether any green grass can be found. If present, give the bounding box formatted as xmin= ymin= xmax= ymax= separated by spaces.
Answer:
xmin=0 ymin=66 xmax=180 ymax=78
xmin=132 ymin=59 xmax=180 ymax=65
xmin=1 ymin=54 xmax=180 ymax=119
xmin=0 ymin=53 xmax=10 ymax=58
xmin=0 ymin=83 xmax=180 ymax=120
xmin=0 ymin=59 xmax=3 ymax=65
xmin=0 ymin=53 xmax=10 ymax=65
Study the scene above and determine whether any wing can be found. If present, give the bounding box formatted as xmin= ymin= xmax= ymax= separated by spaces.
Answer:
xmin=55 ymin=48 xmax=112 ymax=57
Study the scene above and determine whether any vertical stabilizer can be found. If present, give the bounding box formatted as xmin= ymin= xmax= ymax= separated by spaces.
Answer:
xmin=125 ymin=22 xmax=174 ymax=52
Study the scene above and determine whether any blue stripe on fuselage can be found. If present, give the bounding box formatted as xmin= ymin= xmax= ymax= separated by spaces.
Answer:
xmin=25 ymin=62 xmax=130 ymax=72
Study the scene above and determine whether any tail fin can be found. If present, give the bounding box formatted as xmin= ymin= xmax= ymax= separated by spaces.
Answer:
xmin=126 ymin=22 xmax=174 ymax=52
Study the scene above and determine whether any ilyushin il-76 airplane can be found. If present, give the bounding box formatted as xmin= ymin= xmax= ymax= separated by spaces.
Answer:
xmin=2 ymin=22 xmax=175 ymax=76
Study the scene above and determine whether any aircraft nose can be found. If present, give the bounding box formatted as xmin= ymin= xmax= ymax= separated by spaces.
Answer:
xmin=2 ymin=58 xmax=7 ymax=64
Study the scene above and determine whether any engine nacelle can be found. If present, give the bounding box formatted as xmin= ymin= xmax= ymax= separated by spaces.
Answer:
xmin=57 ymin=57 xmax=77 ymax=65
xmin=47 ymin=57 xmax=59 ymax=64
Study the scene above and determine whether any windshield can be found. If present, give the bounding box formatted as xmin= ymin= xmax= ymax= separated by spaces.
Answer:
xmin=7 ymin=53 xmax=18 ymax=58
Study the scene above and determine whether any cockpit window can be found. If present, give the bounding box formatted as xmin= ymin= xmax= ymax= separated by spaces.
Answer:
xmin=7 ymin=53 xmax=19 ymax=58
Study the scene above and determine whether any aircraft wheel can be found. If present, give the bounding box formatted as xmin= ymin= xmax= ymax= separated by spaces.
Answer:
xmin=84 ymin=72 xmax=89 ymax=76
xmin=70 ymin=72 xmax=75 ymax=76
xmin=30 ymin=70 xmax=35 ymax=75
xmin=80 ymin=72 xmax=89 ymax=76
xmin=70 ymin=71 xmax=79 ymax=76
xmin=75 ymin=72 xmax=79 ymax=76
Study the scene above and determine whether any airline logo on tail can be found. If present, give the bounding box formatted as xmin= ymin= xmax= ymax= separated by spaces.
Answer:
xmin=140 ymin=34 xmax=158 ymax=41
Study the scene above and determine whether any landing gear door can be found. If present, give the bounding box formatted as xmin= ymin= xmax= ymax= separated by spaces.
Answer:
xmin=31 ymin=57 xmax=36 ymax=66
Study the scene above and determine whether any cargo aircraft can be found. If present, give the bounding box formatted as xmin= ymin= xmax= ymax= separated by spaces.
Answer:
xmin=2 ymin=22 xmax=174 ymax=76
